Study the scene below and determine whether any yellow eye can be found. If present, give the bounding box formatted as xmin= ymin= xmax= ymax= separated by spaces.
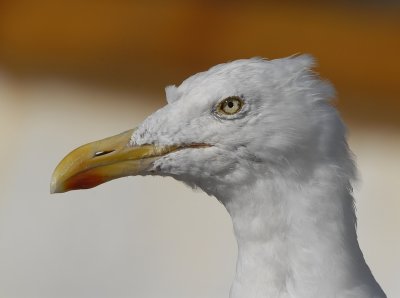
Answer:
xmin=217 ymin=96 xmax=243 ymax=116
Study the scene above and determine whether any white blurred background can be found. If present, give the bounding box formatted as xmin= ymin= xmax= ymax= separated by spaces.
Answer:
xmin=0 ymin=1 xmax=399 ymax=297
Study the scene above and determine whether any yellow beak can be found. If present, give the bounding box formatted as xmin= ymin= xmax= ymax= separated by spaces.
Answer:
xmin=50 ymin=129 xmax=178 ymax=193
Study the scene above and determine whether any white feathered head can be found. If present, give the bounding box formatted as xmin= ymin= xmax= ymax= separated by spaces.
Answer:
xmin=51 ymin=55 xmax=354 ymax=197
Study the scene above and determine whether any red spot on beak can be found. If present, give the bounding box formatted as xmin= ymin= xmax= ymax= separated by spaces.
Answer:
xmin=64 ymin=172 xmax=106 ymax=190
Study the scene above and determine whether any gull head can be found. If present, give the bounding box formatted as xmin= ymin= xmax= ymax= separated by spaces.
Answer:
xmin=51 ymin=55 xmax=348 ymax=198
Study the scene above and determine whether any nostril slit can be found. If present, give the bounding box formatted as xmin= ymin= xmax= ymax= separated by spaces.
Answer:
xmin=94 ymin=150 xmax=114 ymax=157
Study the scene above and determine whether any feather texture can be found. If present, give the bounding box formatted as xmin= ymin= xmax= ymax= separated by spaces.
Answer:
xmin=129 ymin=55 xmax=386 ymax=298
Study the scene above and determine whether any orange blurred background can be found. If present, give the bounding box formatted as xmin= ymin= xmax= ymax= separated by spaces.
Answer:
xmin=1 ymin=0 xmax=400 ymax=126
xmin=0 ymin=1 xmax=399 ymax=298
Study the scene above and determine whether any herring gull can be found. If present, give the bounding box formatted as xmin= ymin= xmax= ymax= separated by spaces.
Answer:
xmin=51 ymin=55 xmax=386 ymax=298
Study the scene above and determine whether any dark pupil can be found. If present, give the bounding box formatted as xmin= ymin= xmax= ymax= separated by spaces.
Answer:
xmin=227 ymin=101 xmax=234 ymax=108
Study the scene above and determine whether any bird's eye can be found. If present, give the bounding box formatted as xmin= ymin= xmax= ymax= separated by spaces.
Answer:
xmin=216 ymin=96 xmax=243 ymax=116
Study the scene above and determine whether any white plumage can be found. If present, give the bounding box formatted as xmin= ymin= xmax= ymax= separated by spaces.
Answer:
xmin=52 ymin=55 xmax=386 ymax=298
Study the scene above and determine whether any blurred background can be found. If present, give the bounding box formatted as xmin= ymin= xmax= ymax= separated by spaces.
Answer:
xmin=0 ymin=1 xmax=399 ymax=297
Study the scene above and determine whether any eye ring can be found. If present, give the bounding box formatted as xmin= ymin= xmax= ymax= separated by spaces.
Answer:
xmin=216 ymin=96 xmax=244 ymax=116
